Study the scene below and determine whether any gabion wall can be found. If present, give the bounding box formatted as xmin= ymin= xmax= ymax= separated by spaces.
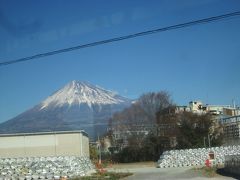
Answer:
xmin=225 ymin=155 xmax=240 ymax=175
xmin=157 ymin=145 xmax=240 ymax=168
xmin=0 ymin=156 xmax=95 ymax=179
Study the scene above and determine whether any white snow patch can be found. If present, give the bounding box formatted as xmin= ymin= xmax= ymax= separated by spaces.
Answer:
xmin=40 ymin=81 xmax=127 ymax=110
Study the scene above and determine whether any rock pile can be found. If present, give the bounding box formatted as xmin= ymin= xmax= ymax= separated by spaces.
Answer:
xmin=157 ymin=145 xmax=240 ymax=168
xmin=0 ymin=156 xmax=94 ymax=179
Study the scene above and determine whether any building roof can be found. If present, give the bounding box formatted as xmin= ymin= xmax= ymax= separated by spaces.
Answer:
xmin=0 ymin=130 xmax=88 ymax=137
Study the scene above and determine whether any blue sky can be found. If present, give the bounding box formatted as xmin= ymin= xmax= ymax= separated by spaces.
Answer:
xmin=0 ymin=0 xmax=240 ymax=123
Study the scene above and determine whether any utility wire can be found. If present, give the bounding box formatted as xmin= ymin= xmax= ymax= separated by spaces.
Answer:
xmin=1 ymin=11 xmax=240 ymax=67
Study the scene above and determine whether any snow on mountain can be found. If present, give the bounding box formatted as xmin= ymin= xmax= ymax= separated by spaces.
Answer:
xmin=40 ymin=80 xmax=128 ymax=109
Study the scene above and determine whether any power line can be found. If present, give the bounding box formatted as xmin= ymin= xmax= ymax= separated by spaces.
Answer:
xmin=1 ymin=11 xmax=240 ymax=67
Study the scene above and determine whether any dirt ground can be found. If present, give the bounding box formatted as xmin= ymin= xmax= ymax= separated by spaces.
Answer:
xmin=106 ymin=162 xmax=237 ymax=180
xmin=110 ymin=161 xmax=156 ymax=169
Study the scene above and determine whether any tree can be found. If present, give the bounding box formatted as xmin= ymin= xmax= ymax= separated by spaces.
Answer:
xmin=108 ymin=91 xmax=174 ymax=162
xmin=156 ymin=105 xmax=178 ymax=135
xmin=155 ymin=105 xmax=179 ymax=150
xmin=176 ymin=112 xmax=222 ymax=148
xmin=138 ymin=91 xmax=173 ymax=122
xmin=156 ymin=106 xmax=223 ymax=149
xmin=89 ymin=144 xmax=98 ymax=161
xmin=109 ymin=91 xmax=173 ymax=149
xmin=141 ymin=133 xmax=168 ymax=161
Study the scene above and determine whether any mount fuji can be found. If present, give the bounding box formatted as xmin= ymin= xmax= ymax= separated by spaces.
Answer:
xmin=0 ymin=81 xmax=132 ymax=139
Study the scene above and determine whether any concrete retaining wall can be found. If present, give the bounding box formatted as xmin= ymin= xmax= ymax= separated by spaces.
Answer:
xmin=0 ymin=130 xmax=89 ymax=158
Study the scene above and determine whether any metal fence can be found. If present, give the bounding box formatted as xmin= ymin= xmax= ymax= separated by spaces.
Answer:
xmin=225 ymin=155 xmax=240 ymax=175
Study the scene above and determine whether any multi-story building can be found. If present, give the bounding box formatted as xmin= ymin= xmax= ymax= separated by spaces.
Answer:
xmin=176 ymin=101 xmax=206 ymax=114
xmin=176 ymin=100 xmax=240 ymax=117
xmin=189 ymin=101 xmax=206 ymax=113
xmin=222 ymin=115 xmax=240 ymax=144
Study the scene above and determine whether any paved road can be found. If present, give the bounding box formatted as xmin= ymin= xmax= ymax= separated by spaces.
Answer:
xmin=108 ymin=167 xmax=236 ymax=180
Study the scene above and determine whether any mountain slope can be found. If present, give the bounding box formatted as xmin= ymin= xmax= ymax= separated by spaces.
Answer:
xmin=0 ymin=81 xmax=131 ymax=139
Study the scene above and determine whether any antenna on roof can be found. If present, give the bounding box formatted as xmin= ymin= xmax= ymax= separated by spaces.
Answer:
xmin=232 ymin=99 xmax=236 ymax=109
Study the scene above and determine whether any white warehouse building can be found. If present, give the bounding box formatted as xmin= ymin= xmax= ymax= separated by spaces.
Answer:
xmin=0 ymin=130 xmax=89 ymax=158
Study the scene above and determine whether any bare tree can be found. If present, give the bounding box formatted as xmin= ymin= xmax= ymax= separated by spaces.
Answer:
xmin=137 ymin=91 xmax=173 ymax=122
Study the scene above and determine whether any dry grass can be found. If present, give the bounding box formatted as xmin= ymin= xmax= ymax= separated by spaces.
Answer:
xmin=191 ymin=166 xmax=219 ymax=178
xmin=70 ymin=172 xmax=133 ymax=180
xmin=110 ymin=161 xmax=155 ymax=169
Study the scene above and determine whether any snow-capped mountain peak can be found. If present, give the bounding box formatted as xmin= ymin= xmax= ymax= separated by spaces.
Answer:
xmin=40 ymin=80 xmax=128 ymax=109
xmin=0 ymin=80 xmax=132 ymax=138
